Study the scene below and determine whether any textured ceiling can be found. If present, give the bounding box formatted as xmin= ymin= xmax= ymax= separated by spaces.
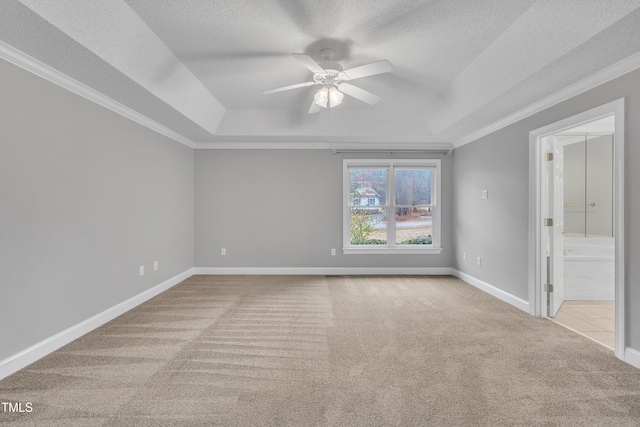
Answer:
xmin=2 ymin=0 xmax=640 ymax=147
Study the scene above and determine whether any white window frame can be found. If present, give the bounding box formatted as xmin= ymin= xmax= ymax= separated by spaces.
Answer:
xmin=343 ymin=159 xmax=442 ymax=254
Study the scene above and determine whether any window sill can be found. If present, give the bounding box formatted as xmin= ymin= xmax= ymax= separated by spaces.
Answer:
xmin=342 ymin=247 xmax=443 ymax=255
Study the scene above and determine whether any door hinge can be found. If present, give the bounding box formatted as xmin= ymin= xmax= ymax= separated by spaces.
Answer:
xmin=544 ymin=218 xmax=553 ymax=227
xmin=544 ymin=152 xmax=554 ymax=161
xmin=544 ymin=283 xmax=554 ymax=292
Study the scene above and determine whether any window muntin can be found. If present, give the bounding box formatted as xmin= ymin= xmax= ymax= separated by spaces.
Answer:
xmin=343 ymin=159 xmax=442 ymax=254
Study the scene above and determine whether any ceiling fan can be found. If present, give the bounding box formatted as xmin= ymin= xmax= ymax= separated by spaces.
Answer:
xmin=262 ymin=48 xmax=393 ymax=114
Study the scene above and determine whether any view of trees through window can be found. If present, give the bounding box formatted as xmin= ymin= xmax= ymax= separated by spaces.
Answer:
xmin=349 ymin=167 xmax=433 ymax=245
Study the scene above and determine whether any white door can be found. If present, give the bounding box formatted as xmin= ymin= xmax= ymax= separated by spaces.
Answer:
xmin=542 ymin=136 xmax=565 ymax=317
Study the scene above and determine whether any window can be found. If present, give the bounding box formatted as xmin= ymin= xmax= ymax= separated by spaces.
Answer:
xmin=343 ymin=159 xmax=442 ymax=254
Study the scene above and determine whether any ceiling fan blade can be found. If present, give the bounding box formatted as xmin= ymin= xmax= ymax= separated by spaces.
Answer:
xmin=340 ymin=60 xmax=394 ymax=80
xmin=262 ymin=81 xmax=318 ymax=94
xmin=308 ymin=101 xmax=321 ymax=114
xmin=292 ymin=53 xmax=325 ymax=74
xmin=337 ymin=83 xmax=381 ymax=105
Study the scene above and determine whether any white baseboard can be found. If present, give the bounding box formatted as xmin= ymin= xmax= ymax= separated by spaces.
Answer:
xmin=193 ymin=267 xmax=454 ymax=276
xmin=0 ymin=268 xmax=194 ymax=381
xmin=624 ymin=347 xmax=640 ymax=370
xmin=452 ymin=269 xmax=530 ymax=313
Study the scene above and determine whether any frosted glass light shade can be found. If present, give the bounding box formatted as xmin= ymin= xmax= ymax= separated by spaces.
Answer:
xmin=328 ymin=87 xmax=343 ymax=108
xmin=313 ymin=87 xmax=328 ymax=108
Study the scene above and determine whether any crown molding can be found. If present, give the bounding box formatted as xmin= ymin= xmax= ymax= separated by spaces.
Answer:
xmin=194 ymin=141 xmax=454 ymax=151
xmin=0 ymin=41 xmax=196 ymax=149
xmin=7 ymin=34 xmax=639 ymax=152
xmin=453 ymin=51 xmax=640 ymax=148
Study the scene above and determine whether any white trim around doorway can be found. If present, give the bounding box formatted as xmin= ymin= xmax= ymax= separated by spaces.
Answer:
xmin=528 ymin=98 xmax=626 ymax=360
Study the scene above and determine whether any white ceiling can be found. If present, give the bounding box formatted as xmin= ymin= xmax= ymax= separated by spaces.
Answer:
xmin=2 ymin=0 xmax=640 ymax=149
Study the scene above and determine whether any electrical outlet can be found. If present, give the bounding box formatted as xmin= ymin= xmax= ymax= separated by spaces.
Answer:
xmin=476 ymin=256 xmax=482 ymax=266
xmin=331 ymin=248 xmax=336 ymax=256
xmin=482 ymin=190 xmax=489 ymax=199
xmin=221 ymin=248 xmax=226 ymax=256
xmin=463 ymin=252 xmax=467 ymax=260
xmin=139 ymin=265 xmax=144 ymax=276
xmin=154 ymin=260 xmax=158 ymax=271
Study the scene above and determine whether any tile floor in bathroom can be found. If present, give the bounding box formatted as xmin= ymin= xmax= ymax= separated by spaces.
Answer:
xmin=551 ymin=300 xmax=615 ymax=349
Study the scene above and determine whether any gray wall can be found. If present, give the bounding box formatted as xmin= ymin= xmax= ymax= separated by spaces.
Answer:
xmin=0 ymin=59 xmax=194 ymax=361
xmin=3 ymin=44 xmax=639 ymax=363
xmin=452 ymin=68 xmax=640 ymax=349
xmin=194 ymin=150 xmax=453 ymax=269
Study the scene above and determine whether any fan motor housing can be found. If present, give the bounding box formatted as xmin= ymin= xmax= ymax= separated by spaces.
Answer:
xmin=313 ymin=67 xmax=342 ymax=85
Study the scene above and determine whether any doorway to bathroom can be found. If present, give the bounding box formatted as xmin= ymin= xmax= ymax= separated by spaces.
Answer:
xmin=529 ymin=99 xmax=625 ymax=360
xmin=549 ymin=129 xmax=614 ymax=348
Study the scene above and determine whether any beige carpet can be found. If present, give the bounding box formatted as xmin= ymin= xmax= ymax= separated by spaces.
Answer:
xmin=1 ymin=275 xmax=640 ymax=426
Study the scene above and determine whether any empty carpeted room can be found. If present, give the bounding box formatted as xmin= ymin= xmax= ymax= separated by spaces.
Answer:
xmin=2 ymin=1 xmax=640 ymax=425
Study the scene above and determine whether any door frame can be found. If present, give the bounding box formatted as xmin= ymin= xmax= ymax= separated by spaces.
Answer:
xmin=528 ymin=98 xmax=625 ymax=359
xmin=546 ymin=135 xmax=565 ymax=318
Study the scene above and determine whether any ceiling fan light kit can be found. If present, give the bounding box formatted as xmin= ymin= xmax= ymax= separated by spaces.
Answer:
xmin=314 ymin=86 xmax=344 ymax=108
xmin=262 ymin=48 xmax=393 ymax=113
